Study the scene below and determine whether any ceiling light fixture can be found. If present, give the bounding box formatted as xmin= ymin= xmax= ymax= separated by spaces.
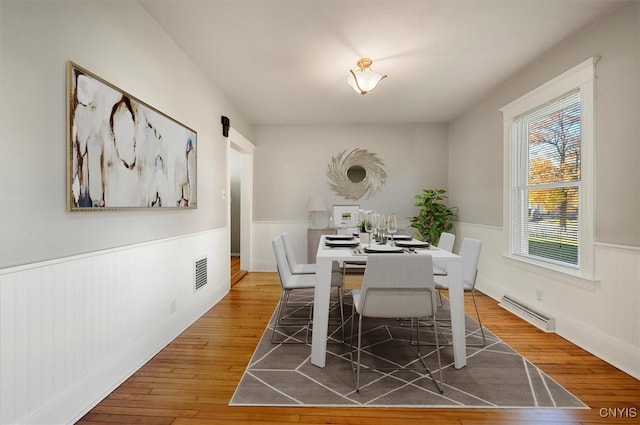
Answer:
xmin=347 ymin=58 xmax=387 ymax=95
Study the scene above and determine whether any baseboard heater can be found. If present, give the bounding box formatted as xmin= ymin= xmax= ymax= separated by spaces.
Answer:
xmin=499 ymin=295 xmax=556 ymax=333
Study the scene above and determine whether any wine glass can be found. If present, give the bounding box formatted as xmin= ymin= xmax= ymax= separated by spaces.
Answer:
xmin=376 ymin=213 xmax=386 ymax=243
xmin=364 ymin=211 xmax=375 ymax=246
xmin=387 ymin=212 xmax=398 ymax=245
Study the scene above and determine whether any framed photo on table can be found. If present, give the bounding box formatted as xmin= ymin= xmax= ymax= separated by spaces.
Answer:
xmin=332 ymin=204 xmax=359 ymax=229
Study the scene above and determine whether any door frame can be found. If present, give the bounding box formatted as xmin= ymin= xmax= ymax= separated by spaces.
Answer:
xmin=227 ymin=128 xmax=254 ymax=272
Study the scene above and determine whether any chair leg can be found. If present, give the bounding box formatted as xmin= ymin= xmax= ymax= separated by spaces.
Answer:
xmin=415 ymin=317 xmax=444 ymax=393
xmin=351 ymin=311 xmax=443 ymax=394
xmin=423 ymin=289 xmax=487 ymax=347
xmin=348 ymin=303 xmax=360 ymax=391
xmin=338 ymin=286 xmax=345 ymax=342
xmin=270 ymin=289 xmax=312 ymax=344
xmin=356 ymin=313 xmax=363 ymax=393
xmin=270 ymin=290 xmax=288 ymax=343
xmin=431 ymin=315 xmax=444 ymax=393
xmin=471 ymin=288 xmax=486 ymax=346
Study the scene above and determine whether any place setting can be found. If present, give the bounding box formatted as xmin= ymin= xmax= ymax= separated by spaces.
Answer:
xmin=353 ymin=211 xmax=431 ymax=252
xmin=325 ymin=235 xmax=355 ymax=240
xmin=325 ymin=236 xmax=360 ymax=248
xmin=394 ymin=239 xmax=431 ymax=249
xmin=363 ymin=244 xmax=404 ymax=253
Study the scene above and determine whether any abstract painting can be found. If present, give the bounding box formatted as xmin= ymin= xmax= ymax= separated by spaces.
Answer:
xmin=67 ymin=61 xmax=197 ymax=210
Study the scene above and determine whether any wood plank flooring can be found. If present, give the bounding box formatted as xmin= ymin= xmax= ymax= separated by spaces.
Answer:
xmin=77 ymin=272 xmax=640 ymax=425
xmin=230 ymin=256 xmax=247 ymax=287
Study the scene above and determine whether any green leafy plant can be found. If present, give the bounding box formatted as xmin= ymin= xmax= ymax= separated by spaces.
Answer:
xmin=409 ymin=189 xmax=457 ymax=244
xmin=358 ymin=216 xmax=372 ymax=232
xmin=357 ymin=209 xmax=372 ymax=233
xmin=358 ymin=219 xmax=372 ymax=233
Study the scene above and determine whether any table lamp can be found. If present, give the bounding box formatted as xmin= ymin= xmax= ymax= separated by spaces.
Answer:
xmin=307 ymin=196 xmax=327 ymax=228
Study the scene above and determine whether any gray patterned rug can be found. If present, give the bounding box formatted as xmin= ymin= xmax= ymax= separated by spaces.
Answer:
xmin=230 ymin=289 xmax=587 ymax=408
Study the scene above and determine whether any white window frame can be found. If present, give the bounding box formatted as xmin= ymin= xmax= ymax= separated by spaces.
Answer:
xmin=501 ymin=57 xmax=597 ymax=284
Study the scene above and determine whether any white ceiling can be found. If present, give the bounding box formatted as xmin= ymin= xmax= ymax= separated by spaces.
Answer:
xmin=139 ymin=0 xmax=623 ymax=125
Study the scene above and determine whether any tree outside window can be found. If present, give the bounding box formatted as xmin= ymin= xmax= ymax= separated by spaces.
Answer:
xmin=516 ymin=91 xmax=581 ymax=266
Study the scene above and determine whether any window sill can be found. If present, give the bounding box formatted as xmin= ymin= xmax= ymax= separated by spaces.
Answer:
xmin=502 ymin=254 xmax=599 ymax=291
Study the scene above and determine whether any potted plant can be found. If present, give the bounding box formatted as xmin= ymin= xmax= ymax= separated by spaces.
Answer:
xmin=409 ymin=189 xmax=457 ymax=245
xmin=358 ymin=218 xmax=372 ymax=233
xmin=357 ymin=209 xmax=373 ymax=243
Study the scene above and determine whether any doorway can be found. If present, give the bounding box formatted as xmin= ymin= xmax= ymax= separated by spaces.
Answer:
xmin=228 ymin=128 xmax=254 ymax=285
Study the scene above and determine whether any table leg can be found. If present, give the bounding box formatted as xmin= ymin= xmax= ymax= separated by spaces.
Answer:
xmin=446 ymin=258 xmax=467 ymax=369
xmin=311 ymin=258 xmax=332 ymax=367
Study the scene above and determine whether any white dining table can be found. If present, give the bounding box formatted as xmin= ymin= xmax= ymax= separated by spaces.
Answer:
xmin=312 ymin=235 xmax=467 ymax=369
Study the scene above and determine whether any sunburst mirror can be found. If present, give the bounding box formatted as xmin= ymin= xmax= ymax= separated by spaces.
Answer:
xmin=327 ymin=148 xmax=386 ymax=200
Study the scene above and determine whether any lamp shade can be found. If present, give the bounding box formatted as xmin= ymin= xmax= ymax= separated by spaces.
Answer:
xmin=347 ymin=58 xmax=387 ymax=95
xmin=307 ymin=196 xmax=327 ymax=212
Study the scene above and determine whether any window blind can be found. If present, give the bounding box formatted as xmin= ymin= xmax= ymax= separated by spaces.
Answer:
xmin=513 ymin=90 xmax=581 ymax=266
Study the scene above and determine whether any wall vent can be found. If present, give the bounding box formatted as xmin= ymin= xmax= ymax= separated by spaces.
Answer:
xmin=499 ymin=295 xmax=555 ymax=332
xmin=194 ymin=257 xmax=208 ymax=292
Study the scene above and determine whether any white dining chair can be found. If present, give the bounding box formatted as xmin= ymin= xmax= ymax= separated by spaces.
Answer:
xmin=281 ymin=232 xmax=316 ymax=274
xmin=435 ymin=237 xmax=485 ymax=346
xmin=434 ymin=232 xmax=456 ymax=277
xmin=272 ymin=236 xmax=345 ymax=344
xmin=350 ymin=254 xmax=444 ymax=393
xmin=282 ymin=231 xmax=343 ymax=283
xmin=437 ymin=232 xmax=455 ymax=252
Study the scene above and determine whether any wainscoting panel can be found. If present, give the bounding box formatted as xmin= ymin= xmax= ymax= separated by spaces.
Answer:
xmin=0 ymin=228 xmax=230 ymax=425
xmin=251 ymin=221 xmax=312 ymax=271
xmin=455 ymin=222 xmax=640 ymax=380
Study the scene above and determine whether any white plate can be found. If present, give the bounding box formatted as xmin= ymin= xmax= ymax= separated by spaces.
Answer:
xmin=363 ymin=245 xmax=405 ymax=253
xmin=395 ymin=240 xmax=430 ymax=248
xmin=325 ymin=235 xmax=355 ymax=240
xmin=325 ymin=240 xmax=360 ymax=247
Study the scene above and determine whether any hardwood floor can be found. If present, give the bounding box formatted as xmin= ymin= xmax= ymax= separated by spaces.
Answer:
xmin=77 ymin=272 xmax=639 ymax=425
xmin=230 ymin=256 xmax=247 ymax=287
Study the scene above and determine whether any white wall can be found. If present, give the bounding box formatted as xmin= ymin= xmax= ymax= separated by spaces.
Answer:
xmin=252 ymin=123 xmax=448 ymax=222
xmin=0 ymin=1 xmax=249 ymax=423
xmin=448 ymin=2 xmax=640 ymax=243
xmin=250 ymin=123 xmax=448 ymax=270
xmin=448 ymin=2 xmax=640 ymax=379
xmin=0 ymin=0 xmax=251 ymax=269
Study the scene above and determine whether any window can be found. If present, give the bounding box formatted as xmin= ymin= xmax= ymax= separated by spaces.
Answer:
xmin=501 ymin=58 xmax=596 ymax=280
xmin=514 ymin=91 xmax=581 ymax=267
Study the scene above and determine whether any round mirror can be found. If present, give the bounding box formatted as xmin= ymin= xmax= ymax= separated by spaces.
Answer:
xmin=346 ymin=165 xmax=366 ymax=183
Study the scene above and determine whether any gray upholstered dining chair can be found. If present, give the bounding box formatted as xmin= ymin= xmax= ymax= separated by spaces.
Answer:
xmin=271 ymin=236 xmax=345 ymax=343
xmin=349 ymin=254 xmax=444 ymax=393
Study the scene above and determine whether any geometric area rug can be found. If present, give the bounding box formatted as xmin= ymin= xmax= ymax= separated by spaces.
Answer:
xmin=230 ymin=289 xmax=587 ymax=408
